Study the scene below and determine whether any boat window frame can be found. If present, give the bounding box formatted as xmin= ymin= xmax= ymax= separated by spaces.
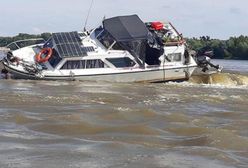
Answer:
xmin=48 ymin=49 xmax=62 ymax=68
xmin=106 ymin=57 xmax=136 ymax=68
xmin=166 ymin=53 xmax=182 ymax=62
xmin=6 ymin=38 xmax=45 ymax=51
xmin=95 ymin=28 xmax=125 ymax=51
xmin=96 ymin=29 xmax=115 ymax=49
xmin=95 ymin=28 xmax=105 ymax=39
xmin=60 ymin=59 xmax=107 ymax=70
xmin=43 ymin=37 xmax=53 ymax=48
xmin=107 ymin=41 xmax=117 ymax=50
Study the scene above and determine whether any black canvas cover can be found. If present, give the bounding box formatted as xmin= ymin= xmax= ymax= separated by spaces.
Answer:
xmin=102 ymin=15 xmax=149 ymax=66
xmin=103 ymin=15 xmax=149 ymax=42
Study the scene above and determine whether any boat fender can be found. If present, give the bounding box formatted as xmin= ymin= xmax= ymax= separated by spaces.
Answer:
xmin=36 ymin=48 xmax=53 ymax=63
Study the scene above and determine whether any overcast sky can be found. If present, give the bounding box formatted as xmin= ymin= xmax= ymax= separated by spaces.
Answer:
xmin=0 ymin=0 xmax=247 ymax=39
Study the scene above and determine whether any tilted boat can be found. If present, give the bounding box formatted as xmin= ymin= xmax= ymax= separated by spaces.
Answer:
xmin=1 ymin=15 xmax=220 ymax=82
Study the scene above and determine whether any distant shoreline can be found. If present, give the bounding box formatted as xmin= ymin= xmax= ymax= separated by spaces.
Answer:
xmin=0 ymin=33 xmax=247 ymax=60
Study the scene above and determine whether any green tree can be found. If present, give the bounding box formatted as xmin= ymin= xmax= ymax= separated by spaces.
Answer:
xmin=186 ymin=35 xmax=248 ymax=60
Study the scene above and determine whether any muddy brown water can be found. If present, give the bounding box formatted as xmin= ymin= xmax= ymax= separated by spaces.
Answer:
xmin=0 ymin=60 xmax=248 ymax=168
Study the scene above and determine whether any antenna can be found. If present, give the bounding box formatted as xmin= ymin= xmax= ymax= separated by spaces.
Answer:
xmin=84 ymin=0 xmax=94 ymax=31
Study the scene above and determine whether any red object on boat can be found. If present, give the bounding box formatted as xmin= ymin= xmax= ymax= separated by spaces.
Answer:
xmin=151 ymin=22 xmax=164 ymax=30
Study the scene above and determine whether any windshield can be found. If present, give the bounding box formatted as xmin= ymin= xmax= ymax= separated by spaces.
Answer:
xmin=43 ymin=38 xmax=53 ymax=48
xmin=96 ymin=29 xmax=115 ymax=49
xmin=48 ymin=50 xmax=62 ymax=68
xmin=7 ymin=39 xmax=45 ymax=50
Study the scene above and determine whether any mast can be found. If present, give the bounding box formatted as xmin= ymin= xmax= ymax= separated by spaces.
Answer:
xmin=84 ymin=0 xmax=94 ymax=31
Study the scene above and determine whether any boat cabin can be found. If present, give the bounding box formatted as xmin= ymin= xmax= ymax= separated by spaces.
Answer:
xmin=2 ymin=14 xmax=204 ymax=82
xmin=41 ymin=15 xmax=186 ymax=71
xmin=41 ymin=31 xmax=137 ymax=71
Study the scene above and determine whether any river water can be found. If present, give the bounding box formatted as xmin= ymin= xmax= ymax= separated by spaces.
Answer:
xmin=0 ymin=60 xmax=247 ymax=168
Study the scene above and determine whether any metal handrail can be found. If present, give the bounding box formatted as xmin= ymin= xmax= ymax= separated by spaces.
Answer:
xmin=6 ymin=38 xmax=45 ymax=50
xmin=0 ymin=47 xmax=10 ymax=51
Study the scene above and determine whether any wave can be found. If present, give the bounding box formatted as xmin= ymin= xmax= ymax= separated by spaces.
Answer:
xmin=189 ymin=73 xmax=248 ymax=87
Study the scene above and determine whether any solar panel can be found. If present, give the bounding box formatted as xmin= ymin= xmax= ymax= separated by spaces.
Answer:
xmin=51 ymin=32 xmax=94 ymax=58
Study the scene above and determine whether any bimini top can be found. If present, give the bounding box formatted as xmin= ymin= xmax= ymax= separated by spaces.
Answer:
xmin=103 ymin=15 xmax=149 ymax=42
xmin=45 ymin=31 xmax=95 ymax=58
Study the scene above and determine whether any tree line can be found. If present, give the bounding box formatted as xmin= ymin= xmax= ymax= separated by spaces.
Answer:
xmin=1 ymin=33 xmax=248 ymax=60
xmin=0 ymin=33 xmax=51 ymax=47
xmin=186 ymin=35 xmax=248 ymax=60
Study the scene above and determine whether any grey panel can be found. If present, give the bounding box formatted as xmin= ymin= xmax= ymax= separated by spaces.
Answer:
xmin=51 ymin=32 xmax=93 ymax=58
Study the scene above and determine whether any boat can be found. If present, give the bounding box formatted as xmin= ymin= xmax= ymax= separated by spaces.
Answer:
xmin=1 ymin=15 xmax=221 ymax=82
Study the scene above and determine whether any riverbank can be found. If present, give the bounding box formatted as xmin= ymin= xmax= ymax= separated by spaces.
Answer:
xmin=186 ymin=36 xmax=248 ymax=60
xmin=1 ymin=34 xmax=248 ymax=60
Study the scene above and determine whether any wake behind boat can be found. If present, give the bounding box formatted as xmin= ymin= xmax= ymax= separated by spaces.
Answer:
xmin=1 ymin=15 xmax=221 ymax=82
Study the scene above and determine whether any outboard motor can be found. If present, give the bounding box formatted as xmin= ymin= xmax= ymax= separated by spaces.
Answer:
xmin=196 ymin=50 xmax=222 ymax=72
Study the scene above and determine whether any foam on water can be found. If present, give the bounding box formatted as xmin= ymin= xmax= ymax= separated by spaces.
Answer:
xmin=155 ymin=153 xmax=236 ymax=168
xmin=189 ymin=73 xmax=248 ymax=88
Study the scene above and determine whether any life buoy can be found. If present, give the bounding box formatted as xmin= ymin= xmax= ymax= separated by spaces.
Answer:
xmin=35 ymin=48 xmax=53 ymax=63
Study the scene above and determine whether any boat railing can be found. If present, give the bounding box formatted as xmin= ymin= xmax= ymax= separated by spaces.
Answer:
xmin=150 ymin=22 xmax=185 ymax=47
xmin=0 ymin=47 xmax=10 ymax=52
xmin=6 ymin=38 xmax=45 ymax=51
xmin=164 ymin=39 xmax=186 ymax=46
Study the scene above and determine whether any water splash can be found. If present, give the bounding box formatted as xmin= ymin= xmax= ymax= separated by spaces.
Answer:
xmin=190 ymin=73 xmax=248 ymax=86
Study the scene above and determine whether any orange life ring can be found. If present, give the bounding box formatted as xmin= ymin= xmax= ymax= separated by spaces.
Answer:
xmin=35 ymin=48 xmax=53 ymax=63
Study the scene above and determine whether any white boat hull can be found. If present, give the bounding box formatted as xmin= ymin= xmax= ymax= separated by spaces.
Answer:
xmin=3 ymin=62 xmax=196 ymax=82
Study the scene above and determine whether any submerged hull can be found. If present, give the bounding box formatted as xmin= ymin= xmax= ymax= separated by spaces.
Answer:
xmin=3 ymin=63 xmax=196 ymax=82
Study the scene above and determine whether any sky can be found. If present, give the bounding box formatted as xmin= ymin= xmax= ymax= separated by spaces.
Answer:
xmin=0 ymin=0 xmax=247 ymax=39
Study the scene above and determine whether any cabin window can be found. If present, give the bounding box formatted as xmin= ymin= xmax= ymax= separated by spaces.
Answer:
xmin=61 ymin=59 xmax=105 ymax=69
xmin=48 ymin=50 xmax=62 ymax=68
xmin=96 ymin=30 xmax=115 ymax=48
xmin=166 ymin=53 xmax=182 ymax=62
xmin=106 ymin=57 xmax=135 ymax=68
xmin=61 ymin=60 xmax=86 ymax=69
xmin=94 ymin=26 xmax=104 ymax=37
xmin=86 ymin=59 xmax=105 ymax=69
xmin=7 ymin=43 xmax=19 ymax=51
xmin=43 ymin=38 xmax=53 ymax=48
xmin=111 ymin=42 xmax=125 ymax=50
xmin=173 ymin=53 xmax=182 ymax=61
